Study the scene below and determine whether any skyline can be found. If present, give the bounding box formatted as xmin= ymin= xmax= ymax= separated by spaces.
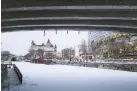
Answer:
xmin=1 ymin=30 xmax=117 ymax=56
xmin=1 ymin=30 xmax=88 ymax=55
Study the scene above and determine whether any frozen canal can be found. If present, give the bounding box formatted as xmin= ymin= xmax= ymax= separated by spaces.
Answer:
xmin=3 ymin=61 xmax=137 ymax=91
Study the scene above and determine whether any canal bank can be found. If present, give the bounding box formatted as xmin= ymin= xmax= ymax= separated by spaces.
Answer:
xmin=4 ymin=61 xmax=137 ymax=91
xmin=54 ymin=59 xmax=137 ymax=72
xmin=2 ymin=64 xmax=22 ymax=90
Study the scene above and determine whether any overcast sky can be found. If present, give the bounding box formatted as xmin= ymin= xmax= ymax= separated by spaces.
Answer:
xmin=1 ymin=30 xmax=88 ymax=55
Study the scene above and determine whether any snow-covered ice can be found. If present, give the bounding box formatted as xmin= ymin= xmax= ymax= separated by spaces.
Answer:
xmin=3 ymin=61 xmax=137 ymax=91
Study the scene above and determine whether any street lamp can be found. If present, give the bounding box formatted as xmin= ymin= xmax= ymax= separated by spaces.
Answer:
xmin=44 ymin=30 xmax=46 ymax=36
xmin=78 ymin=31 xmax=80 ymax=34
xmin=55 ymin=29 xmax=57 ymax=34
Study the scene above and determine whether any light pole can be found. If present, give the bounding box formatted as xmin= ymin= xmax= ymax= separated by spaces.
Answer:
xmin=74 ymin=46 xmax=76 ymax=60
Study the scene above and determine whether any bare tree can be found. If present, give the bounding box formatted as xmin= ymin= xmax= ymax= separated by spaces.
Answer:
xmin=45 ymin=52 xmax=54 ymax=59
xmin=62 ymin=48 xmax=75 ymax=59
xmin=24 ymin=53 xmax=31 ymax=59
xmin=80 ymin=39 xmax=87 ymax=54
xmin=62 ymin=49 xmax=69 ymax=59
xmin=37 ymin=49 xmax=45 ymax=59
xmin=29 ymin=50 xmax=35 ymax=59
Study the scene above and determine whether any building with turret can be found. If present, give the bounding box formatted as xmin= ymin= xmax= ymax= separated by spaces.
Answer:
xmin=29 ymin=39 xmax=57 ymax=59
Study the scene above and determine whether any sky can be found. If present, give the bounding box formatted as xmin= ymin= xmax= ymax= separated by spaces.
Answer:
xmin=1 ymin=30 xmax=88 ymax=55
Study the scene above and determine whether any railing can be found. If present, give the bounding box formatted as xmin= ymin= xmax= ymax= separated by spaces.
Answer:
xmin=13 ymin=64 xmax=23 ymax=83
xmin=1 ymin=64 xmax=8 ymax=88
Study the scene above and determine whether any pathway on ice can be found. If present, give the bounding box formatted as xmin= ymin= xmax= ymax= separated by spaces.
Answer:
xmin=8 ymin=62 xmax=137 ymax=91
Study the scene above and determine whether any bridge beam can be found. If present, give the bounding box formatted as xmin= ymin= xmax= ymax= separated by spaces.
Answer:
xmin=2 ymin=25 xmax=136 ymax=33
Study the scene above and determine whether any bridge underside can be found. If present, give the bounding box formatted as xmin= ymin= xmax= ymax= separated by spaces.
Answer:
xmin=2 ymin=0 xmax=137 ymax=33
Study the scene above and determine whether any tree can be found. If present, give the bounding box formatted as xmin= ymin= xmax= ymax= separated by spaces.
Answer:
xmin=37 ymin=49 xmax=45 ymax=59
xmin=24 ymin=53 xmax=31 ymax=59
xmin=80 ymin=39 xmax=87 ymax=54
xmin=62 ymin=48 xmax=75 ymax=59
xmin=45 ymin=52 xmax=54 ymax=59
xmin=29 ymin=49 xmax=35 ymax=59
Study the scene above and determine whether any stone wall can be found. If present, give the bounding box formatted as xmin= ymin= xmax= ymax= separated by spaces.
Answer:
xmin=54 ymin=60 xmax=137 ymax=72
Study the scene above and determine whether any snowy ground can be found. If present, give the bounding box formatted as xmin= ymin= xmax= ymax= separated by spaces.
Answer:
xmin=3 ymin=61 xmax=137 ymax=91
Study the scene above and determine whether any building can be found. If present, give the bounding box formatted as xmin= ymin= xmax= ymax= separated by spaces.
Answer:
xmin=29 ymin=39 xmax=57 ymax=59
xmin=89 ymin=33 xmax=135 ymax=59
xmin=88 ymin=31 xmax=117 ymax=53
xmin=62 ymin=48 xmax=75 ymax=59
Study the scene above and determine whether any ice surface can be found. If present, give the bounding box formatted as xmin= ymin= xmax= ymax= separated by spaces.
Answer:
xmin=3 ymin=61 xmax=137 ymax=91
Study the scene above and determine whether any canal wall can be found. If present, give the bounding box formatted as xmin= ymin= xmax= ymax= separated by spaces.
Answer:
xmin=54 ymin=60 xmax=137 ymax=72
xmin=1 ymin=64 xmax=22 ymax=89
